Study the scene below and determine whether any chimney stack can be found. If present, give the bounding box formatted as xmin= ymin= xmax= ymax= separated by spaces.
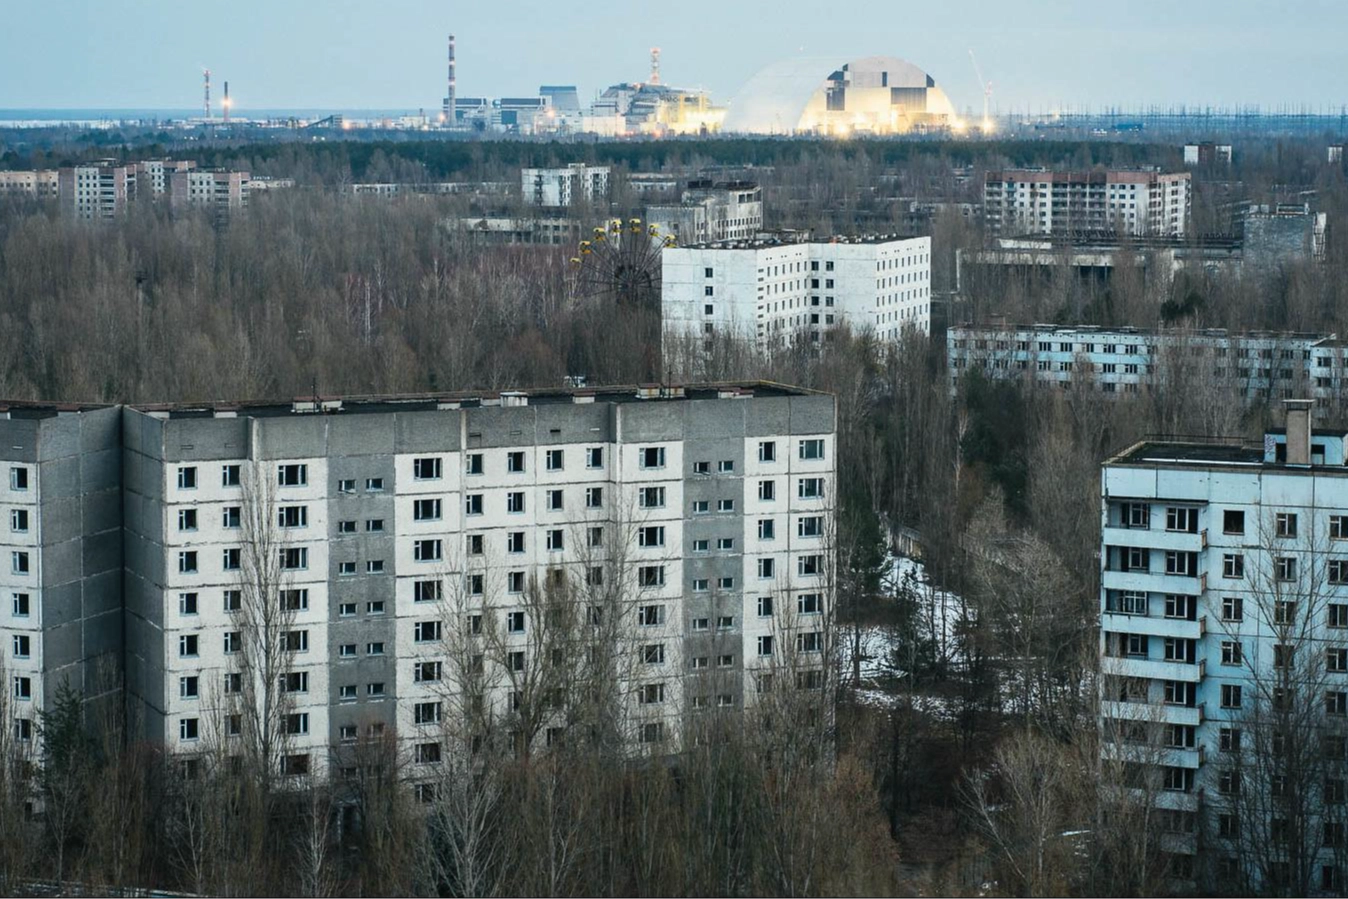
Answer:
xmin=1284 ymin=399 xmax=1314 ymax=465
xmin=442 ymin=34 xmax=457 ymax=126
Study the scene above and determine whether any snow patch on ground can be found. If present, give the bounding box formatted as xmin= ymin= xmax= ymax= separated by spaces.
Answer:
xmin=839 ymin=554 xmax=970 ymax=720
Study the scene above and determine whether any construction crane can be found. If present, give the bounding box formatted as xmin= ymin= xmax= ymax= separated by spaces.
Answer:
xmin=968 ymin=49 xmax=992 ymax=134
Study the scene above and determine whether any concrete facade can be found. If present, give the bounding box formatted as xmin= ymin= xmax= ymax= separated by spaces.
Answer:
xmin=0 ymin=170 xmax=59 ymax=199
xmin=1243 ymin=203 xmax=1329 ymax=266
xmin=646 ymin=180 xmax=764 ymax=245
xmin=948 ymin=324 xmax=1348 ymax=415
xmin=1183 ymin=143 xmax=1232 ymax=166
xmin=662 ymin=234 xmax=932 ymax=357
xmin=5 ymin=385 xmax=835 ymax=781
xmin=136 ymin=159 xmax=197 ymax=196
xmin=1100 ymin=405 xmax=1348 ymax=892
xmin=169 ymin=169 xmax=250 ymax=214
xmin=59 ymin=163 xmax=138 ymax=220
xmin=984 ymin=169 xmax=1191 ymax=237
xmin=0 ymin=404 xmax=123 ymax=752
xmin=520 ymin=165 xmax=610 ymax=208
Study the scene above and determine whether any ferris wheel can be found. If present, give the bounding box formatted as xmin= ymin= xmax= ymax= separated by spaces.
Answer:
xmin=569 ymin=217 xmax=675 ymax=309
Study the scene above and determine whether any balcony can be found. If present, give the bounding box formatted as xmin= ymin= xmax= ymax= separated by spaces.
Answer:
xmin=1154 ymin=790 xmax=1201 ymax=813
xmin=1102 ymin=526 xmax=1205 ymax=553
xmin=1102 ymin=569 xmax=1203 ymax=597
xmin=1159 ymin=832 xmax=1199 ymax=856
xmin=1099 ymin=743 xmax=1203 ymax=770
xmin=1101 ymin=700 xmax=1201 ymax=727
xmin=1100 ymin=613 xmax=1203 ymax=640
xmin=1100 ymin=655 xmax=1202 ymax=682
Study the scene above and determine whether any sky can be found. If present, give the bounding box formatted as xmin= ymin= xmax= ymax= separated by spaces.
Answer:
xmin=1 ymin=0 xmax=1344 ymax=113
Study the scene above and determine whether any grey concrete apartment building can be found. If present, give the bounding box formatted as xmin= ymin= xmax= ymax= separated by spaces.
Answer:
xmin=2 ymin=384 xmax=836 ymax=779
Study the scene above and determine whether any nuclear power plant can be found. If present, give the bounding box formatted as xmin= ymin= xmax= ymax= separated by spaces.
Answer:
xmin=179 ymin=36 xmax=967 ymax=136
xmin=432 ymin=35 xmax=962 ymax=137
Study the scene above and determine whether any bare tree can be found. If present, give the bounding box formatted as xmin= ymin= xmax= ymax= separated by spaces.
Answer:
xmin=1212 ymin=511 xmax=1345 ymax=896
xmin=293 ymin=776 xmax=337 ymax=897
xmin=964 ymin=728 xmax=1084 ymax=898
xmin=965 ymin=493 xmax=1093 ymax=735
xmin=0 ymin=649 xmax=36 ymax=893
xmin=231 ymin=457 xmax=299 ymax=795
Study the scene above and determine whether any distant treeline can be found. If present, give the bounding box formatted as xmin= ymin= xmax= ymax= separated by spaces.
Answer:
xmin=3 ymin=136 xmax=1183 ymax=180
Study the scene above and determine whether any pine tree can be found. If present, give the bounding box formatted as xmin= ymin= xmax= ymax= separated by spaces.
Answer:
xmin=39 ymin=676 xmax=90 ymax=884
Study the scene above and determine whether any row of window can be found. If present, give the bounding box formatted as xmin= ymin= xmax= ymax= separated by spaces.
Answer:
xmin=167 ymin=441 xmax=826 ymax=497
xmin=177 ymin=546 xmax=308 ymax=573
xmin=1107 ymin=588 xmax=1348 ymax=629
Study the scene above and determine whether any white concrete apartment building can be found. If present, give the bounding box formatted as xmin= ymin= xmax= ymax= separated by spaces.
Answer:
xmin=646 ymin=180 xmax=764 ymax=245
xmin=520 ymin=164 xmax=610 ymax=208
xmin=983 ymin=169 xmax=1191 ymax=237
xmin=662 ymin=234 xmax=932 ymax=354
xmin=1100 ymin=402 xmax=1348 ymax=893
xmin=947 ymin=324 xmax=1348 ymax=416
xmin=0 ymin=384 xmax=834 ymax=782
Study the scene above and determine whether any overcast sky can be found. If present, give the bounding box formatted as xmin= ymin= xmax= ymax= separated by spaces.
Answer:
xmin=2 ymin=0 xmax=1343 ymax=112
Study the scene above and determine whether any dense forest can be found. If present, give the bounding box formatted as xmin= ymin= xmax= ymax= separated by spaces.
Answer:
xmin=0 ymin=135 xmax=1346 ymax=895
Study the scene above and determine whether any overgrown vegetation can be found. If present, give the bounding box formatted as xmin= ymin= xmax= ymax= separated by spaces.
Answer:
xmin=0 ymin=134 xmax=1344 ymax=895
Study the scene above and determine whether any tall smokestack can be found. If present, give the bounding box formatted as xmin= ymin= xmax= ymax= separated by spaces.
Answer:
xmin=203 ymin=68 xmax=211 ymax=120
xmin=442 ymin=34 xmax=457 ymax=126
xmin=223 ymin=80 xmax=230 ymax=124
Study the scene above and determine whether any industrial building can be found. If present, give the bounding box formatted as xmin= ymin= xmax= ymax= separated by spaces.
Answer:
xmin=947 ymin=323 xmax=1348 ymax=415
xmin=983 ymin=169 xmax=1192 ymax=237
xmin=2 ymin=386 xmax=835 ymax=776
xmin=521 ymin=164 xmax=611 ymax=208
xmin=646 ymin=180 xmax=764 ymax=245
xmin=1099 ymin=401 xmax=1348 ymax=892
xmin=722 ymin=56 xmax=956 ymax=136
xmin=662 ymin=234 xmax=932 ymax=358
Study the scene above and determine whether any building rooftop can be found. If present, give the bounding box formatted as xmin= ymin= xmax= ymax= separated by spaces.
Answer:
xmin=125 ymin=381 xmax=823 ymax=420
xmin=0 ymin=401 xmax=114 ymax=421
xmin=950 ymin=322 xmax=1337 ymax=342
xmin=1109 ymin=439 xmax=1265 ymax=467
xmin=1109 ymin=426 xmax=1348 ymax=470
xmin=676 ymin=232 xmax=919 ymax=251
xmin=986 ymin=167 xmax=1180 ymax=179
xmin=996 ymin=231 xmax=1241 ymax=250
